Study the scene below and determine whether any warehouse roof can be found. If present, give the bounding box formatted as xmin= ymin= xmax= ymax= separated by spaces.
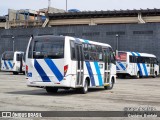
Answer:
xmin=48 ymin=8 xmax=160 ymax=19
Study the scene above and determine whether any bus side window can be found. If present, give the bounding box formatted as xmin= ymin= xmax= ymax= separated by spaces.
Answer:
xmin=98 ymin=52 xmax=103 ymax=61
xmin=109 ymin=48 xmax=115 ymax=64
xmin=17 ymin=54 xmax=21 ymax=61
xmin=70 ymin=41 xmax=76 ymax=60
xmin=154 ymin=58 xmax=159 ymax=65
xmin=84 ymin=52 xmax=89 ymax=60
xmin=129 ymin=56 xmax=133 ymax=63
xmin=130 ymin=56 xmax=137 ymax=63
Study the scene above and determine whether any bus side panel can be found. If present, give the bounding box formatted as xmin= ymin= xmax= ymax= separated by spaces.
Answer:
xmin=83 ymin=61 xmax=105 ymax=87
xmin=68 ymin=60 xmax=77 ymax=88
xmin=1 ymin=60 xmax=14 ymax=71
xmin=110 ymin=63 xmax=116 ymax=82
xmin=12 ymin=53 xmax=20 ymax=72
xmin=155 ymin=64 xmax=159 ymax=75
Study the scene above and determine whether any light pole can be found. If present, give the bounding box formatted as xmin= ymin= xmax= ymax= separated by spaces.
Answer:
xmin=66 ymin=0 xmax=68 ymax=12
xmin=116 ymin=34 xmax=119 ymax=56
xmin=12 ymin=36 xmax=15 ymax=51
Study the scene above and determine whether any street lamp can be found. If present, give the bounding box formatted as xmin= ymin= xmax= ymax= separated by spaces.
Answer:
xmin=116 ymin=34 xmax=119 ymax=56
xmin=12 ymin=36 xmax=15 ymax=51
xmin=116 ymin=34 xmax=119 ymax=51
xmin=66 ymin=0 xmax=68 ymax=12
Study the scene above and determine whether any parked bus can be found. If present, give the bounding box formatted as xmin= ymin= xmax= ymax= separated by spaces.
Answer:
xmin=116 ymin=51 xmax=159 ymax=78
xmin=1 ymin=51 xmax=25 ymax=75
xmin=25 ymin=35 xmax=116 ymax=94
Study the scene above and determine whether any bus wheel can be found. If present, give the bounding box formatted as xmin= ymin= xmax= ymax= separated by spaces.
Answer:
xmin=46 ymin=87 xmax=58 ymax=93
xmin=13 ymin=72 xmax=18 ymax=75
xmin=136 ymin=72 xmax=140 ymax=79
xmin=104 ymin=78 xmax=114 ymax=90
xmin=153 ymin=72 xmax=157 ymax=78
xmin=80 ymin=80 xmax=89 ymax=94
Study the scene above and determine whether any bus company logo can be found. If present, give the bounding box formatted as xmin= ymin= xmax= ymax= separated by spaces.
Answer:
xmin=2 ymin=112 xmax=12 ymax=118
xmin=27 ymin=72 xmax=32 ymax=77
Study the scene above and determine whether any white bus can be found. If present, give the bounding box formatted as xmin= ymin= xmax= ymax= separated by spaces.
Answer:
xmin=1 ymin=51 xmax=25 ymax=75
xmin=25 ymin=35 xmax=116 ymax=94
xmin=116 ymin=51 xmax=159 ymax=78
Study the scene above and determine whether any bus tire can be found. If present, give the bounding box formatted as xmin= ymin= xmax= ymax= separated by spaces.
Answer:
xmin=80 ymin=80 xmax=89 ymax=94
xmin=153 ymin=71 xmax=157 ymax=78
xmin=46 ymin=87 xmax=58 ymax=93
xmin=104 ymin=78 xmax=114 ymax=90
xmin=13 ymin=72 xmax=18 ymax=75
xmin=136 ymin=72 xmax=140 ymax=79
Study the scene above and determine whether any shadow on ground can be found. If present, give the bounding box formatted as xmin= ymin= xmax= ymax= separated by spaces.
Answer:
xmin=6 ymin=87 xmax=109 ymax=96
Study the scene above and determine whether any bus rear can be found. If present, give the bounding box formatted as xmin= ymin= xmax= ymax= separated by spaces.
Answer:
xmin=1 ymin=51 xmax=25 ymax=74
xmin=25 ymin=36 xmax=71 ymax=90
xmin=1 ymin=51 xmax=14 ymax=72
xmin=116 ymin=52 xmax=129 ymax=78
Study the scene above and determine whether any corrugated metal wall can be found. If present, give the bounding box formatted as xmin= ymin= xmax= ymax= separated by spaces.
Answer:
xmin=0 ymin=23 xmax=160 ymax=62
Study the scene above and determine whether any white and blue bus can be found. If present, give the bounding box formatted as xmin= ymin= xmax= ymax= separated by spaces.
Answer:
xmin=116 ymin=51 xmax=159 ymax=78
xmin=1 ymin=51 xmax=25 ymax=75
xmin=25 ymin=35 xmax=116 ymax=94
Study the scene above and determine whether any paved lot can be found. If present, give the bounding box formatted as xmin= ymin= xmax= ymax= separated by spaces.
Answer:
xmin=0 ymin=72 xmax=160 ymax=119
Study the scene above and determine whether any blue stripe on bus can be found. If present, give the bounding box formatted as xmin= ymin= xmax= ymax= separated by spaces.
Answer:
xmin=34 ymin=60 xmax=51 ymax=82
xmin=117 ymin=62 xmax=126 ymax=70
xmin=4 ymin=60 xmax=8 ymax=69
xmin=8 ymin=60 xmax=13 ymax=69
xmin=83 ymin=40 xmax=89 ymax=43
xmin=94 ymin=62 xmax=103 ymax=86
xmin=142 ymin=63 xmax=148 ymax=76
xmin=116 ymin=66 xmax=120 ymax=70
xmin=85 ymin=61 xmax=95 ymax=86
xmin=136 ymin=52 xmax=148 ymax=76
xmin=44 ymin=59 xmax=63 ymax=82
xmin=131 ymin=52 xmax=143 ymax=76
xmin=137 ymin=63 xmax=143 ymax=76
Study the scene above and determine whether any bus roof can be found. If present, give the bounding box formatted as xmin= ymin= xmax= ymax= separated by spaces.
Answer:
xmin=118 ymin=51 xmax=156 ymax=58
xmin=33 ymin=35 xmax=111 ymax=48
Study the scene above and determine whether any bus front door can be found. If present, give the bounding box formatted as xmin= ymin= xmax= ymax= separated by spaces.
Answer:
xmin=76 ymin=44 xmax=84 ymax=86
xmin=150 ymin=59 xmax=154 ymax=75
xmin=103 ymin=49 xmax=110 ymax=84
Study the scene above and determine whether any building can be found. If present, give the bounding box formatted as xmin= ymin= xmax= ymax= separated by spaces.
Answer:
xmin=0 ymin=8 xmax=160 ymax=62
xmin=0 ymin=16 xmax=6 ymax=29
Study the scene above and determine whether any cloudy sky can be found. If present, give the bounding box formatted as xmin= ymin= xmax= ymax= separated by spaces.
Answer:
xmin=1 ymin=0 xmax=160 ymax=15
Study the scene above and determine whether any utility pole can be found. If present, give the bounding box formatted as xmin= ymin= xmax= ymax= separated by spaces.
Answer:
xmin=12 ymin=36 xmax=15 ymax=51
xmin=116 ymin=34 xmax=119 ymax=56
xmin=48 ymin=0 xmax=51 ymax=13
xmin=66 ymin=0 xmax=68 ymax=12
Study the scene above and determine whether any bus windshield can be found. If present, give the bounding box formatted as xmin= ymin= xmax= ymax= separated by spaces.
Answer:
xmin=32 ymin=38 xmax=64 ymax=59
xmin=2 ymin=52 xmax=14 ymax=60
xmin=116 ymin=52 xmax=127 ymax=62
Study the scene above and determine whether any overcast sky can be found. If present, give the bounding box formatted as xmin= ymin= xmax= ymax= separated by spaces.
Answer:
xmin=1 ymin=0 xmax=160 ymax=15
